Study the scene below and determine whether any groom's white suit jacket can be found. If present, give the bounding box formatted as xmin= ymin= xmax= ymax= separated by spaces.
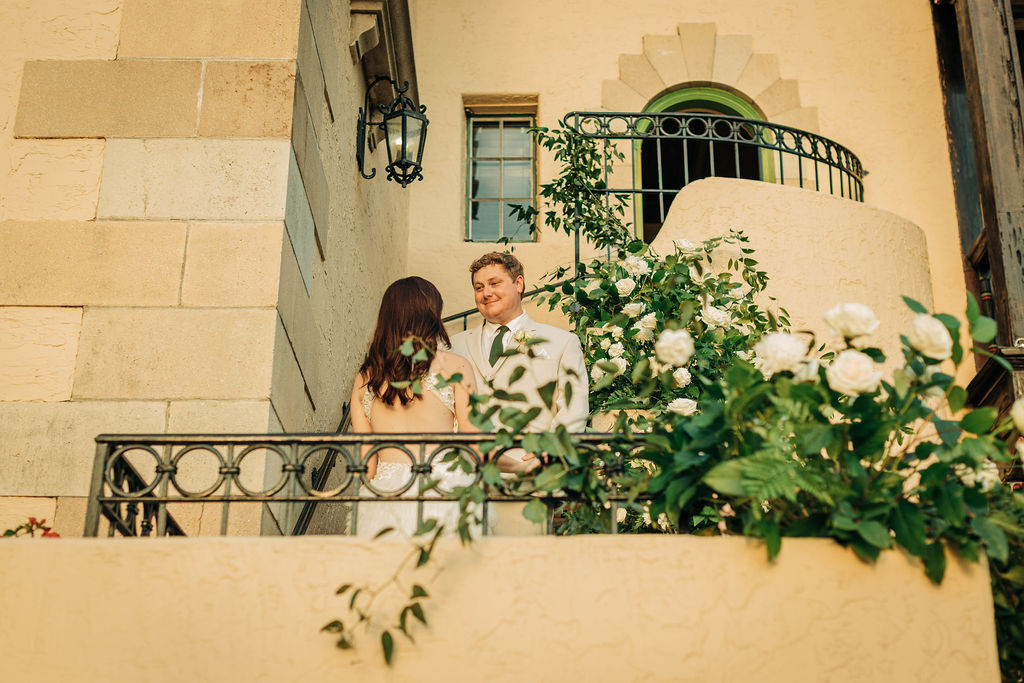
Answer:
xmin=449 ymin=315 xmax=589 ymax=433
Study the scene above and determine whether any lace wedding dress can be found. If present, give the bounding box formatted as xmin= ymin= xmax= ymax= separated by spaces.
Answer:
xmin=354 ymin=374 xmax=481 ymax=538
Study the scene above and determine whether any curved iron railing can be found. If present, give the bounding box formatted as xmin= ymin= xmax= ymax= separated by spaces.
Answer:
xmin=568 ymin=110 xmax=864 ymax=202
xmin=85 ymin=433 xmax=644 ymax=537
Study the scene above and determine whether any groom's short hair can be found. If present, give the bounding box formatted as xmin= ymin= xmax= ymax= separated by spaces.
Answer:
xmin=469 ymin=252 xmax=525 ymax=288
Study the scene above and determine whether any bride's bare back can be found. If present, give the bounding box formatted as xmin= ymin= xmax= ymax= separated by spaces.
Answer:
xmin=349 ymin=351 xmax=478 ymax=478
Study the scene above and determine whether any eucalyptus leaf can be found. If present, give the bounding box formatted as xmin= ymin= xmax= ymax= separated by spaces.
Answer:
xmin=948 ymin=386 xmax=967 ymax=413
xmin=381 ymin=630 xmax=394 ymax=665
xmin=961 ymin=407 xmax=998 ymax=435
xmin=702 ymin=459 xmax=746 ymax=497
xmin=523 ymin=498 xmax=548 ymax=523
xmin=972 ymin=516 xmax=1009 ymax=564
xmin=902 ymin=296 xmax=928 ymax=314
xmin=856 ymin=521 xmax=893 ymax=549
xmin=538 ymin=380 xmax=557 ymax=410
xmin=921 ymin=541 xmax=946 ymax=584
xmin=970 ymin=316 xmax=998 ymax=344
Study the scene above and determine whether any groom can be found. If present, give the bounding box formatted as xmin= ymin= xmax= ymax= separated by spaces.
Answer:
xmin=450 ymin=252 xmax=589 ymax=472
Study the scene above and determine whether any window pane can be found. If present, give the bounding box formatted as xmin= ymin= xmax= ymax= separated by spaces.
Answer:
xmin=470 ymin=201 xmax=500 ymax=241
xmin=503 ymin=160 xmax=532 ymax=198
xmin=502 ymin=121 xmax=532 ymax=158
xmin=504 ymin=202 xmax=534 ymax=242
xmin=471 ymin=160 xmax=500 ymax=199
xmin=471 ymin=121 xmax=500 ymax=157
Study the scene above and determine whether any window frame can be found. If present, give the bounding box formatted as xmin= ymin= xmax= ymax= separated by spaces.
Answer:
xmin=465 ymin=114 xmax=538 ymax=243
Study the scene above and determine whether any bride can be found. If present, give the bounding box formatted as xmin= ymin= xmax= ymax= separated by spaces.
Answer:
xmin=349 ymin=276 xmax=482 ymax=538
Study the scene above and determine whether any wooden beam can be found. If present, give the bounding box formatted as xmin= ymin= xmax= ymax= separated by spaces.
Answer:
xmin=956 ymin=0 xmax=1024 ymax=346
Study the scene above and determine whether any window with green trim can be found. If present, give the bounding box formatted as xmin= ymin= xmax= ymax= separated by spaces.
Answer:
xmin=638 ymin=87 xmax=767 ymax=243
xmin=466 ymin=116 xmax=536 ymax=242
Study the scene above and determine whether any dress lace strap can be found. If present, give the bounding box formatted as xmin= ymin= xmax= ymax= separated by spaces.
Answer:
xmin=422 ymin=373 xmax=456 ymax=415
xmin=361 ymin=385 xmax=374 ymax=421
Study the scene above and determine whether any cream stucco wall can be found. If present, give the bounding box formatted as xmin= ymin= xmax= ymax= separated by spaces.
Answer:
xmin=0 ymin=535 xmax=1000 ymax=682
xmin=408 ymin=0 xmax=964 ymax=338
xmin=653 ymin=178 xmax=935 ymax=368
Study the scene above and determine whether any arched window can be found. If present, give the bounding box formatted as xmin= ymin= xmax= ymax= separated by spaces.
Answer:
xmin=638 ymin=86 xmax=767 ymax=243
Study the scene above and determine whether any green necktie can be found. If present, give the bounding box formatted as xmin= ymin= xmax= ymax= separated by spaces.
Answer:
xmin=488 ymin=325 xmax=510 ymax=366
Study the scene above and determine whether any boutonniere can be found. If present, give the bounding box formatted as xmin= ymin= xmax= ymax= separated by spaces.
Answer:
xmin=514 ymin=330 xmax=550 ymax=359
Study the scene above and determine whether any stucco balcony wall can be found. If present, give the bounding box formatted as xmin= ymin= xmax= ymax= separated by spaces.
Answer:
xmin=652 ymin=178 xmax=935 ymax=369
xmin=0 ymin=536 xmax=999 ymax=682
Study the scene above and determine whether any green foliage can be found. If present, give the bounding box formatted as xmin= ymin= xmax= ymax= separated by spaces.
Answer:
xmin=541 ymin=231 xmax=788 ymax=423
xmin=327 ymin=121 xmax=1024 ymax=680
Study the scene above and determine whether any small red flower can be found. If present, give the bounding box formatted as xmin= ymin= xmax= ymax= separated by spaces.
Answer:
xmin=28 ymin=517 xmax=38 ymax=525
xmin=41 ymin=530 xmax=60 ymax=538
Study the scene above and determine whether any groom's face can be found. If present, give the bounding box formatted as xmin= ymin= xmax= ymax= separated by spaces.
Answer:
xmin=472 ymin=264 xmax=524 ymax=324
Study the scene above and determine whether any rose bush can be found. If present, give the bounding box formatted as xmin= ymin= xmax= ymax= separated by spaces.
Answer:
xmin=542 ymin=231 xmax=789 ymax=424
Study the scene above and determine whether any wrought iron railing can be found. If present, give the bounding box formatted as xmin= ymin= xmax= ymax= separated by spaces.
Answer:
xmin=569 ymin=110 xmax=864 ymax=204
xmin=87 ymin=446 xmax=185 ymax=537
xmin=84 ymin=433 xmax=642 ymax=537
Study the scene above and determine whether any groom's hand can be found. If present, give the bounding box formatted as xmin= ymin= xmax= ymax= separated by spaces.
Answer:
xmin=495 ymin=449 xmax=542 ymax=474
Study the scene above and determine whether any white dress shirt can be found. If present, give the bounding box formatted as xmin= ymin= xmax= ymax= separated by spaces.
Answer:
xmin=481 ymin=312 xmax=529 ymax=366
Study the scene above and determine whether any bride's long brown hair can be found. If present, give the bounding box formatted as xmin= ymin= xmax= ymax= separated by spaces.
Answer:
xmin=359 ymin=276 xmax=451 ymax=406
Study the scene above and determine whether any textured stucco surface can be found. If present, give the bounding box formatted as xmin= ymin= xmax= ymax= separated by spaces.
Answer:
xmin=0 ymin=536 xmax=1000 ymax=682
xmin=0 ymin=306 xmax=82 ymax=401
xmin=652 ymin=178 xmax=935 ymax=369
xmin=408 ymin=0 xmax=964 ymax=338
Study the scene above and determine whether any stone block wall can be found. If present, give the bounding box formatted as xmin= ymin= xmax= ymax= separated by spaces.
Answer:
xmin=0 ymin=0 xmax=411 ymax=536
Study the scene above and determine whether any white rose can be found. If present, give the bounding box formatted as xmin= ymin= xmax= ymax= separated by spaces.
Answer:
xmin=954 ymin=460 xmax=1000 ymax=492
xmin=633 ymin=325 xmax=654 ymax=342
xmin=673 ymin=238 xmax=697 ymax=251
xmin=792 ymin=358 xmax=820 ymax=383
xmin=622 ymin=302 xmax=646 ymax=318
xmin=906 ymin=314 xmax=953 ymax=360
xmin=700 ymin=305 xmax=730 ymax=328
xmin=599 ymin=338 xmax=611 ymax=351
xmin=825 ymin=349 xmax=884 ymax=396
xmin=609 ymin=356 xmax=629 ymax=376
xmin=977 ymin=460 xmax=1002 ymax=493
xmin=655 ymin=329 xmax=696 ymax=366
xmin=753 ymin=332 xmax=808 ymax=377
xmin=667 ymin=397 xmax=698 ymax=416
xmin=823 ymin=303 xmax=880 ymax=339
xmin=953 ymin=463 xmax=976 ymax=488
xmin=615 ymin=278 xmax=636 ymax=297
xmin=672 ymin=367 xmax=692 ymax=388
xmin=637 ymin=312 xmax=658 ymax=331
xmin=590 ymin=364 xmax=605 ymax=381
xmin=1010 ymin=397 xmax=1024 ymax=433
xmin=601 ymin=323 xmax=624 ymax=340
xmin=608 ymin=342 xmax=624 ymax=358
xmin=622 ymin=256 xmax=651 ymax=277
xmin=736 ymin=349 xmax=753 ymax=361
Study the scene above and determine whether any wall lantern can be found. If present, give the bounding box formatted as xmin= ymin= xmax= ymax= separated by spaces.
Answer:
xmin=356 ymin=76 xmax=428 ymax=187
